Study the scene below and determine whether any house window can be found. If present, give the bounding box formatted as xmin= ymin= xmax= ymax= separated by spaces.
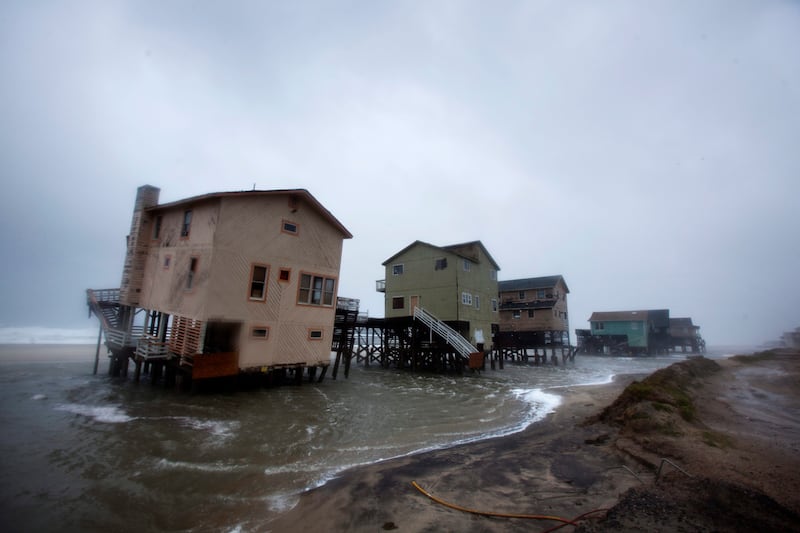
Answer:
xmin=249 ymin=264 xmax=268 ymax=300
xmin=537 ymin=289 xmax=545 ymax=299
xmin=282 ymin=220 xmax=299 ymax=235
xmin=298 ymin=274 xmax=336 ymax=306
xmin=462 ymin=260 xmax=471 ymax=272
xmin=163 ymin=255 xmax=171 ymax=270
xmin=528 ymin=310 xmax=535 ymax=318
xmin=512 ymin=310 xmax=521 ymax=319
xmin=186 ymin=257 xmax=198 ymax=289
xmin=435 ymin=258 xmax=447 ymax=270
xmin=308 ymin=329 xmax=323 ymax=340
xmin=491 ymin=298 xmax=498 ymax=312
xmin=631 ymin=322 xmax=640 ymax=330
xmin=153 ymin=215 xmax=163 ymax=239
xmin=490 ymin=269 xmax=497 ymax=280
xmin=181 ymin=210 xmax=192 ymax=237
xmin=594 ymin=322 xmax=604 ymax=330
xmin=392 ymin=296 xmax=404 ymax=310
xmin=518 ymin=291 xmax=525 ymax=300
xmin=279 ymin=269 xmax=290 ymax=282
xmin=475 ymin=295 xmax=480 ymax=310
xmin=392 ymin=264 xmax=404 ymax=275
xmin=251 ymin=327 xmax=269 ymax=339
xmin=461 ymin=292 xmax=472 ymax=305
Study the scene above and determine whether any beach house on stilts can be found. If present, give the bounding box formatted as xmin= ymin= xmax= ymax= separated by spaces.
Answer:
xmin=368 ymin=240 xmax=499 ymax=372
xmin=87 ymin=185 xmax=352 ymax=387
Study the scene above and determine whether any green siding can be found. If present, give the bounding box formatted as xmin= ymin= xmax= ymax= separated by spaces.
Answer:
xmin=383 ymin=242 xmax=498 ymax=348
xmin=590 ymin=320 xmax=649 ymax=348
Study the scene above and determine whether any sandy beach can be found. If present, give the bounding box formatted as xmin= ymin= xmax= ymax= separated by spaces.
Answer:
xmin=0 ymin=344 xmax=98 ymax=364
xmin=268 ymin=350 xmax=800 ymax=532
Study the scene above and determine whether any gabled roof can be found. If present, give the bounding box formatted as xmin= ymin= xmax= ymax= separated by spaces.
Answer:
xmin=498 ymin=275 xmax=569 ymax=293
xmin=146 ymin=188 xmax=352 ymax=238
xmin=382 ymin=240 xmax=500 ymax=270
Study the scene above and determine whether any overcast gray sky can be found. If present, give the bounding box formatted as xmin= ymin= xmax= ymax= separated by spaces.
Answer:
xmin=1 ymin=1 xmax=798 ymax=347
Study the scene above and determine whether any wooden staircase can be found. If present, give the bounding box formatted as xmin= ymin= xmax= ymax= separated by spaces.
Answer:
xmin=412 ymin=307 xmax=478 ymax=363
xmin=87 ymin=289 xmax=122 ymax=330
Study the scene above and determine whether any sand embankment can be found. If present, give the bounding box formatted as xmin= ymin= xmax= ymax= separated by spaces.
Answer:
xmin=268 ymin=350 xmax=800 ymax=532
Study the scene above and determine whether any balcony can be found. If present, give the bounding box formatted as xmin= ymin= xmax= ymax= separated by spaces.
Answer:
xmin=376 ymin=279 xmax=386 ymax=293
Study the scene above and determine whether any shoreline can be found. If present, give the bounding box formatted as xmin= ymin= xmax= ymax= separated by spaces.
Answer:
xmin=0 ymin=344 xmax=98 ymax=364
xmin=268 ymin=373 xmax=646 ymax=532
xmin=267 ymin=350 xmax=800 ymax=532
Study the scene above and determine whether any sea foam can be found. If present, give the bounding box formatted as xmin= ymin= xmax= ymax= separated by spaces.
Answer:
xmin=55 ymin=403 xmax=134 ymax=423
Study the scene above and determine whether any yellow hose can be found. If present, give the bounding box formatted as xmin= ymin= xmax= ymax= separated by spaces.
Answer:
xmin=411 ymin=481 xmax=578 ymax=525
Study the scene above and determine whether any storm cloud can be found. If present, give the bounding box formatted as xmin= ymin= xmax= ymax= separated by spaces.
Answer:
xmin=1 ymin=1 xmax=798 ymax=346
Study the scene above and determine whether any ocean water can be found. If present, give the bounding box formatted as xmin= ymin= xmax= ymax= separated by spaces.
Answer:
xmin=0 ymin=344 xmax=745 ymax=532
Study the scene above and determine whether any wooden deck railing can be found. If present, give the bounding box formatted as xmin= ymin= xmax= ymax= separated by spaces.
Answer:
xmin=135 ymin=334 xmax=170 ymax=360
xmin=104 ymin=326 xmax=144 ymax=349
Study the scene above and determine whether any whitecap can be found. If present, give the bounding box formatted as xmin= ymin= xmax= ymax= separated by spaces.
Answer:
xmin=154 ymin=458 xmax=247 ymax=473
xmin=55 ymin=403 xmax=134 ymax=423
xmin=180 ymin=418 xmax=240 ymax=439
xmin=266 ymin=493 xmax=300 ymax=513
xmin=32 ymin=394 xmax=47 ymax=400
xmin=510 ymin=388 xmax=562 ymax=424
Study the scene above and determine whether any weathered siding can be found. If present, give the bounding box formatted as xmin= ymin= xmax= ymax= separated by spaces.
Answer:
xmin=138 ymin=198 xmax=220 ymax=318
xmin=137 ymin=191 xmax=346 ymax=371
xmin=498 ymin=277 xmax=570 ymax=333
xmin=212 ymin=194 xmax=343 ymax=369
xmin=384 ymin=244 xmax=458 ymax=319
xmin=383 ymin=241 xmax=499 ymax=348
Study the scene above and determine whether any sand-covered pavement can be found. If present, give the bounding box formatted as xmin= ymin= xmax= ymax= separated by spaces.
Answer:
xmin=268 ymin=350 xmax=800 ymax=532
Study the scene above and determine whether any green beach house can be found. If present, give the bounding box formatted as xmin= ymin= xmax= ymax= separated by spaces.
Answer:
xmin=588 ymin=309 xmax=671 ymax=354
xmin=378 ymin=240 xmax=500 ymax=350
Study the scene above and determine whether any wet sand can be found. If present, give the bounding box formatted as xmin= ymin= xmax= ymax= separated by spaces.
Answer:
xmin=268 ymin=350 xmax=800 ymax=532
xmin=0 ymin=344 xmax=98 ymax=364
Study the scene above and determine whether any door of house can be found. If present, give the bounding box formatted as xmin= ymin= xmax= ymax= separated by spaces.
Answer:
xmin=409 ymin=295 xmax=420 ymax=315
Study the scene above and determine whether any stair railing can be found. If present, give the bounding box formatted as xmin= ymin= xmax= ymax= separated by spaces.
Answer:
xmin=412 ymin=307 xmax=476 ymax=359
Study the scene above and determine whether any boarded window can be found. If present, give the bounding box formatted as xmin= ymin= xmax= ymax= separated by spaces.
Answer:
xmin=251 ymin=327 xmax=269 ymax=339
xmin=186 ymin=257 xmax=198 ymax=289
xmin=392 ymin=296 xmax=404 ymax=310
